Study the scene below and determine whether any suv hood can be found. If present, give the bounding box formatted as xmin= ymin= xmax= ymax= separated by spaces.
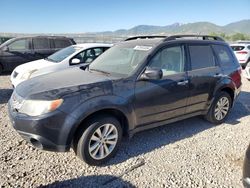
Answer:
xmin=15 ymin=67 xmax=115 ymax=100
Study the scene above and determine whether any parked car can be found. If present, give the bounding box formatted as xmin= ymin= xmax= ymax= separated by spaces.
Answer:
xmin=0 ymin=36 xmax=12 ymax=45
xmin=8 ymin=35 xmax=242 ymax=166
xmin=10 ymin=43 xmax=112 ymax=87
xmin=243 ymin=144 xmax=250 ymax=188
xmin=244 ymin=63 xmax=250 ymax=81
xmin=0 ymin=36 xmax=76 ymax=74
xmin=230 ymin=43 xmax=250 ymax=68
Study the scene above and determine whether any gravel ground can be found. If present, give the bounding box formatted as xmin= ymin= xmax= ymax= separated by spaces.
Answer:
xmin=0 ymin=73 xmax=250 ymax=188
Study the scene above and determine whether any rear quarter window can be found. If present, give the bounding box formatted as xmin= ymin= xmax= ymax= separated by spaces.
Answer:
xmin=212 ymin=45 xmax=238 ymax=68
xmin=54 ymin=39 xmax=72 ymax=49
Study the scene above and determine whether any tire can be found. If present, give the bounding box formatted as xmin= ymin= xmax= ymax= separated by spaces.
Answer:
xmin=75 ymin=115 xmax=122 ymax=166
xmin=205 ymin=91 xmax=232 ymax=124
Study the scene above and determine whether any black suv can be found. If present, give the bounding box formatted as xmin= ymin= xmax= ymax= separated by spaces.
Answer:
xmin=0 ymin=36 xmax=76 ymax=74
xmin=8 ymin=35 xmax=242 ymax=165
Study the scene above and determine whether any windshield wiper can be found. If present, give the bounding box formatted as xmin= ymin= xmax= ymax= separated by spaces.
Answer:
xmin=89 ymin=68 xmax=110 ymax=75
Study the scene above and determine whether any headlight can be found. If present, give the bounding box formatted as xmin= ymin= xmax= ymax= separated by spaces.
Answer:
xmin=18 ymin=99 xmax=63 ymax=116
xmin=21 ymin=69 xmax=37 ymax=80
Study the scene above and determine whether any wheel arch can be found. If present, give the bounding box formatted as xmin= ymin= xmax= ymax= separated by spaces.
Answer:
xmin=69 ymin=107 xmax=131 ymax=151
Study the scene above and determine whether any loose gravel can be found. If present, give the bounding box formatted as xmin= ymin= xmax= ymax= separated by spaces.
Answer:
xmin=1 ymin=73 xmax=250 ymax=188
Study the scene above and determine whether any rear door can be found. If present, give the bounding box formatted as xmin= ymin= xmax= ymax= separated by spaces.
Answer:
xmin=2 ymin=38 xmax=34 ymax=71
xmin=186 ymin=43 xmax=222 ymax=114
xmin=32 ymin=37 xmax=51 ymax=60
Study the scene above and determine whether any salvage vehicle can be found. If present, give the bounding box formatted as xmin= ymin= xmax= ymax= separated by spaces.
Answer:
xmin=10 ymin=43 xmax=112 ymax=87
xmin=8 ymin=35 xmax=242 ymax=165
xmin=0 ymin=36 xmax=75 ymax=74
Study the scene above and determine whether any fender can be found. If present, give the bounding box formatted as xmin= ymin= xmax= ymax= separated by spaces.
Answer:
xmin=65 ymin=95 xmax=135 ymax=145
xmin=205 ymin=76 xmax=236 ymax=112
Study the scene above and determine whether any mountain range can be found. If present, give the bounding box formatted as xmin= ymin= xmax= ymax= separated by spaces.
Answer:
xmin=93 ymin=19 xmax=250 ymax=36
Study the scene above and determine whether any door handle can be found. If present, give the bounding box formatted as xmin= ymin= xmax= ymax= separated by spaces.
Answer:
xmin=213 ymin=73 xmax=223 ymax=78
xmin=177 ymin=80 xmax=189 ymax=85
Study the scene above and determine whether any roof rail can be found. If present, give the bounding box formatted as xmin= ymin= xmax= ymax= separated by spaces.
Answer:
xmin=125 ymin=35 xmax=167 ymax=41
xmin=164 ymin=35 xmax=225 ymax=42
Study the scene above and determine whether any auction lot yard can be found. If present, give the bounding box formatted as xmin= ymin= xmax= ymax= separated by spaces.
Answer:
xmin=0 ymin=74 xmax=250 ymax=188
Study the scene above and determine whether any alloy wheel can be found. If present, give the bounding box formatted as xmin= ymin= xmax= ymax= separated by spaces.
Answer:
xmin=88 ymin=123 xmax=118 ymax=160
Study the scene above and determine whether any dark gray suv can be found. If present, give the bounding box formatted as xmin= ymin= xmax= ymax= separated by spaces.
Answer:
xmin=0 ymin=36 xmax=76 ymax=74
xmin=8 ymin=35 xmax=242 ymax=165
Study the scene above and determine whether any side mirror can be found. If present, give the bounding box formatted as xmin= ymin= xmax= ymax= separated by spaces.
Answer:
xmin=140 ymin=67 xmax=163 ymax=80
xmin=71 ymin=58 xmax=81 ymax=65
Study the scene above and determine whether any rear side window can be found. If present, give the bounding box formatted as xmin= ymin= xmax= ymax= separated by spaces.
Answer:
xmin=212 ymin=45 xmax=235 ymax=68
xmin=33 ymin=38 xmax=50 ymax=49
xmin=189 ymin=45 xmax=215 ymax=70
xmin=231 ymin=46 xmax=245 ymax=51
xmin=54 ymin=39 xmax=71 ymax=48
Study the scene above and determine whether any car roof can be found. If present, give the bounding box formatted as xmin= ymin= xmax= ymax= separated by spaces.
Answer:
xmin=117 ymin=38 xmax=163 ymax=47
xmin=73 ymin=43 xmax=113 ymax=49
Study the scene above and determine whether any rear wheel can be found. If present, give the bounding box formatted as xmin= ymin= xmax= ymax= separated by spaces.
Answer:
xmin=75 ymin=115 xmax=122 ymax=166
xmin=205 ymin=91 xmax=232 ymax=124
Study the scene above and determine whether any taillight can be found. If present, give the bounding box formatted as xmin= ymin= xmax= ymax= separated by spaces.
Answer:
xmin=230 ymin=67 xmax=242 ymax=88
xmin=236 ymin=51 xmax=248 ymax=54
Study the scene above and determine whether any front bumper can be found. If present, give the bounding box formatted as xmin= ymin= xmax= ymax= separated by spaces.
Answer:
xmin=8 ymin=102 xmax=77 ymax=152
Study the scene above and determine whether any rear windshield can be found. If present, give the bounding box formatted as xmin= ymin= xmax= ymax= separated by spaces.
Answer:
xmin=231 ymin=46 xmax=245 ymax=51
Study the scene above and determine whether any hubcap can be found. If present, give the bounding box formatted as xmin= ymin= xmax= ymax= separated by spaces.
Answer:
xmin=88 ymin=124 xmax=118 ymax=160
xmin=214 ymin=97 xmax=230 ymax=121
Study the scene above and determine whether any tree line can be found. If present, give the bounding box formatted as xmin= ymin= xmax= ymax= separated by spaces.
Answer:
xmin=209 ymin=32 xmax=250 ymax=41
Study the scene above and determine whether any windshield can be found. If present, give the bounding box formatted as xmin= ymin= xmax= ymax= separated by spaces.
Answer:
xmin=89 ymin=45 xmax=151 ymax=77
xmin=47 ymin=46 xmax=81 ymax=62
xmin=230 ymin=46 xmax=245 ymax=51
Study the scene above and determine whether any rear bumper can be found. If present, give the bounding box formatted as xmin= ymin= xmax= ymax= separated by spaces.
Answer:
xmin=8 ymin=102 xmax=77 ymax=152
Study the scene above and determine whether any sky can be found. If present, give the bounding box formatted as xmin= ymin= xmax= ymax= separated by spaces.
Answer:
xmin=0 ymin=0 xmax=250 ymax=33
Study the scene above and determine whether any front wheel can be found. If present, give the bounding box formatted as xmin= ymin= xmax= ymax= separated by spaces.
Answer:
xmin=75 ymin=115 xmax=122 ymax=166
xmin=205 ymin=91 xmax=232 ymax=124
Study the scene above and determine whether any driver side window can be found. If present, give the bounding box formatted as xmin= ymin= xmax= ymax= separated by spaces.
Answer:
xmin=149 ymin=46 xmax=185 ymax=76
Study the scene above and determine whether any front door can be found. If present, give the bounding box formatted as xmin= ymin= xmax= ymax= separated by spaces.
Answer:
xmin=3 ymin=38 xmax=34 ymax=71
xmin=134 ymin=44 xmax=189 ymax=127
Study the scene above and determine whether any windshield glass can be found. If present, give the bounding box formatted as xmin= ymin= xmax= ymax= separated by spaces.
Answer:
xmin=89 ymin=45 xmax=151 ymax=77
xmin=230 ymin=46 xmax=245 ymax=51
xmin=47 ymin=46 xmax=81 ymax=62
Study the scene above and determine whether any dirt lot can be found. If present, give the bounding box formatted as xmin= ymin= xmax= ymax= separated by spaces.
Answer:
xmin=0 ymin=73 xmax=250 ymax=188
